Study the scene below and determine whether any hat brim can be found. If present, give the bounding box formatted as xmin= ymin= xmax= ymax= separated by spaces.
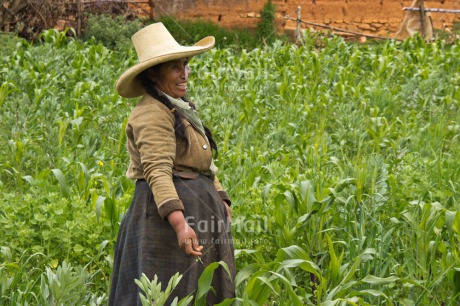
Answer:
xmin=116 ymin=36 xmax=215 ymax=98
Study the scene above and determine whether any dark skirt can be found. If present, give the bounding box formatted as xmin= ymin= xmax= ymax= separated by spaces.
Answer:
xmin=108 ymin=174 xmax=236 ymax=305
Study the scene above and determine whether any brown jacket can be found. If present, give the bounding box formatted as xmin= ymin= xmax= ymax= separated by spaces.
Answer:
xmin=125 ymin=95 xmax=230 ymax=219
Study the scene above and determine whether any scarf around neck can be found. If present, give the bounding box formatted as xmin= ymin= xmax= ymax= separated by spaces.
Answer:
xmin=160 ymin=91 xmax=206 ymax=137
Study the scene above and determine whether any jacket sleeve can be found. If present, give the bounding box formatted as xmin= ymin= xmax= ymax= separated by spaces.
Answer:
xmin=129 ymin=102 xmax=184 ymax=219
xmin=213 ymin=175 xmax=232 ymax=206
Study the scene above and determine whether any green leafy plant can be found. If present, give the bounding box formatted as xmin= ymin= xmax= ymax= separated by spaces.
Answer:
xmin=135 ymin=261 xmax=234 ymax=306
xmin=257 ymin=0 xmax=276 ymax=44
xmin=135 ymin=272 xmax=193 ymax=306
xmin=83 ymin=14 xmax=142 ymax=50
xmin=1 ymin=29 xmax=459 ymax=304
xmin=156 ymin=15 xmax=260 ymax=50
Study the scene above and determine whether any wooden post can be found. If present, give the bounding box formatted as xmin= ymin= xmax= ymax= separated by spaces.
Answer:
xmin=149 ymin=0 xmax=155 ymax=20
xmin=419 ymin=0 xmax=426 ymax=38
xmin=296 ymin=6 xmax=301 ymax=41
xmin=77 ymin=0 xmax=82 ymax=37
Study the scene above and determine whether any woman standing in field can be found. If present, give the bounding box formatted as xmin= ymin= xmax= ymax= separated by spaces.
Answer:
xmin=109 ymin=23 xmax=235 ymax=305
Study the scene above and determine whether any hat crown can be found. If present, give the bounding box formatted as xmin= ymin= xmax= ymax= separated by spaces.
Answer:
xmin=132 ymin=23 xmax=180 ymax=63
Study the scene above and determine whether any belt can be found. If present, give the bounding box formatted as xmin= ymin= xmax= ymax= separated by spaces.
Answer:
xmin=137 ymin=170 xmax=215 ymax=182
xmin=172 ymin=169 xmax=215 ymax=180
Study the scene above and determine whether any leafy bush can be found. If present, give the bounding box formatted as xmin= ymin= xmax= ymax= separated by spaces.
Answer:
xmin=0 ymin=191 xmax=109 ymax=262
xmin=83 ymin=13 xmax=283 ymax=51
xmin=0 ymin=250 xmax=107 ymax=305
xmin=0 ymin=191 xmax=112 ymax=292
xmin=136 ymin=261 xmax=233 ymax=306
xmin=83 ymin=14 xmax=143 ymax=50
xmin=257 ymin=0 xmax=276 ymax=44
xmin=0 ymin=33 xmax=26 ymax=57
xmin=155 ymin=15 xmax=259 ymax=50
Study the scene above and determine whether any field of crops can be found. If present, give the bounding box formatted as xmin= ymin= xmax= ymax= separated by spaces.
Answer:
xmin=1 ymin=29 xmax=459 ymax=305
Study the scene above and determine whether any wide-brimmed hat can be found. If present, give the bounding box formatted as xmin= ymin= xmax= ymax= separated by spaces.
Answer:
xmin=116 ymin=22 xmax=215 ymax=98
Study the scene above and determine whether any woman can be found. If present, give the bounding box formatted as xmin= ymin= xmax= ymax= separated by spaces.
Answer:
xmin=109 ymin=23 xmax=236 ymax=305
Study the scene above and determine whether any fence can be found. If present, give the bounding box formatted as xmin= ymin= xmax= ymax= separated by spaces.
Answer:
xmin=284 ymin=6 xmax=389 ymax=41
xmin=286 ymin=0 xmax=460 ymax=42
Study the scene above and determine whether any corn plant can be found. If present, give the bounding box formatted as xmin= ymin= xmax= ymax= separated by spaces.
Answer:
xmin=135 ymin=261 xmax=234 ymax=306
xmin=1 ymin=28 xmax=459 ymax=304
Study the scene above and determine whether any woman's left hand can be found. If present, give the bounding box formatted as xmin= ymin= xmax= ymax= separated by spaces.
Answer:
xmin=224 ymin=202 xmax=232 ymax=223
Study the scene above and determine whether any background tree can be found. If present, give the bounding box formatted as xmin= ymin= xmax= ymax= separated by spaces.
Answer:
xmin=257 ymin=0 xmax=276 ymax=45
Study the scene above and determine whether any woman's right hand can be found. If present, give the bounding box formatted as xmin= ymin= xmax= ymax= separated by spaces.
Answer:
xmin=167 ymin=210 xmax=203 ymax=256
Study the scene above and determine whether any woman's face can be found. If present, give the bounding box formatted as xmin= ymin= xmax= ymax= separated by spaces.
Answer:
xmin=150 ymin=58 xmax=190 ymax=98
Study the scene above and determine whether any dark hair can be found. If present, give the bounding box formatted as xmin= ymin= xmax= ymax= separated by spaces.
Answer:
xmin=137 ymin=66 xmax=218 ymax=158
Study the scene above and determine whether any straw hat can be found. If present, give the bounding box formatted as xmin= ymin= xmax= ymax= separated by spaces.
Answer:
xmin=116 ymin=22 xmax=215 ymax=98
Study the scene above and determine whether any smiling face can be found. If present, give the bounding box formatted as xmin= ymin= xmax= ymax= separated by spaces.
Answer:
xmin=149 ymin=57 xmax=190 ymax=98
